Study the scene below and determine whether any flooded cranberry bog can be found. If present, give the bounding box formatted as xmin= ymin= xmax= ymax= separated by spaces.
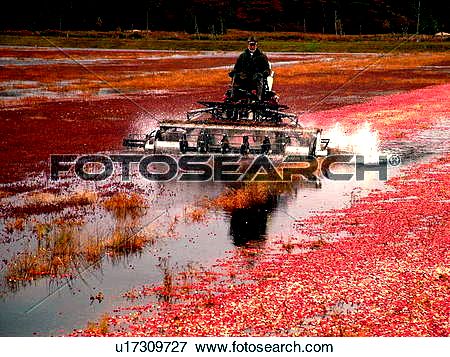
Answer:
xmin=0 ymin=47 xmax=449 ymax=336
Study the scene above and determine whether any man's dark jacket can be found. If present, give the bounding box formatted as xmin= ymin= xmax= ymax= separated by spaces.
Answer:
xmin=232 ymin=48 xmax=270 ymax=78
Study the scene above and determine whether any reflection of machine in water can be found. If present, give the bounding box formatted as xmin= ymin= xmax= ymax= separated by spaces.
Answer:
xmin=229 ymin=194 xmax=278 ymax=248
xmin=228 ymin=179 xmax=320 ymax=248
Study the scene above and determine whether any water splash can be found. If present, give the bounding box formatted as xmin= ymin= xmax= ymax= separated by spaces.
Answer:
xmin=325 ymin=122 xmax=382 ymax=162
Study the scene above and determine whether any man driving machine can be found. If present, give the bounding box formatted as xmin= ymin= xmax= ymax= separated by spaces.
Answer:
xmin=229 ymin=36 xmax=271 ymax=101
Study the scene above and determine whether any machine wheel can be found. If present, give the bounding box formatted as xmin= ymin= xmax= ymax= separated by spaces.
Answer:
xmin=197 ymin=131 xmax=210 ymax=153
xmin=198 ymin=142 xmax=209 ymax=153
xmin=179 ymin=140 xmax=188 ymax=154
xmin=260 ymin=136 xmax=271 ymax=155
xmin=308 ymin=136 xmax=318 ymax=157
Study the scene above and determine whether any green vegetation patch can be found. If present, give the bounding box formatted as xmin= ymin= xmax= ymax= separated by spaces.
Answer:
xmin=1 ymin=31 xmax=449 ymax=52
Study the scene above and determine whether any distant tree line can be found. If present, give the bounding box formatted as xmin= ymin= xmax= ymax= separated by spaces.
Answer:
xmin=2 ymin=0 xmax=448 ymax=35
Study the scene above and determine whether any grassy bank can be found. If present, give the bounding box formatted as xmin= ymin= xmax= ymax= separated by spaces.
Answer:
xmin=1 ymin=29 xmax=449 ymax=52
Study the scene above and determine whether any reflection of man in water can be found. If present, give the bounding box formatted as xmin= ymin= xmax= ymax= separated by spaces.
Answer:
xmin=229 ymin=36 xmax=271 ymax=101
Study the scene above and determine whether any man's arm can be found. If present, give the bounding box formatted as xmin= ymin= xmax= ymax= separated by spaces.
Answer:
xmin=229 ymin=53 xmax=246 ymax=78
xmin=261 ymin=53 xmax=271 ymax=77
xmin=233 ymin=53 xmax=245 ymax=73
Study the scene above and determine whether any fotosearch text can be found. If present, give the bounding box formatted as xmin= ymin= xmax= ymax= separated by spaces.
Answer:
xmin=50 ymin=154 xmax=391 ymax=182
